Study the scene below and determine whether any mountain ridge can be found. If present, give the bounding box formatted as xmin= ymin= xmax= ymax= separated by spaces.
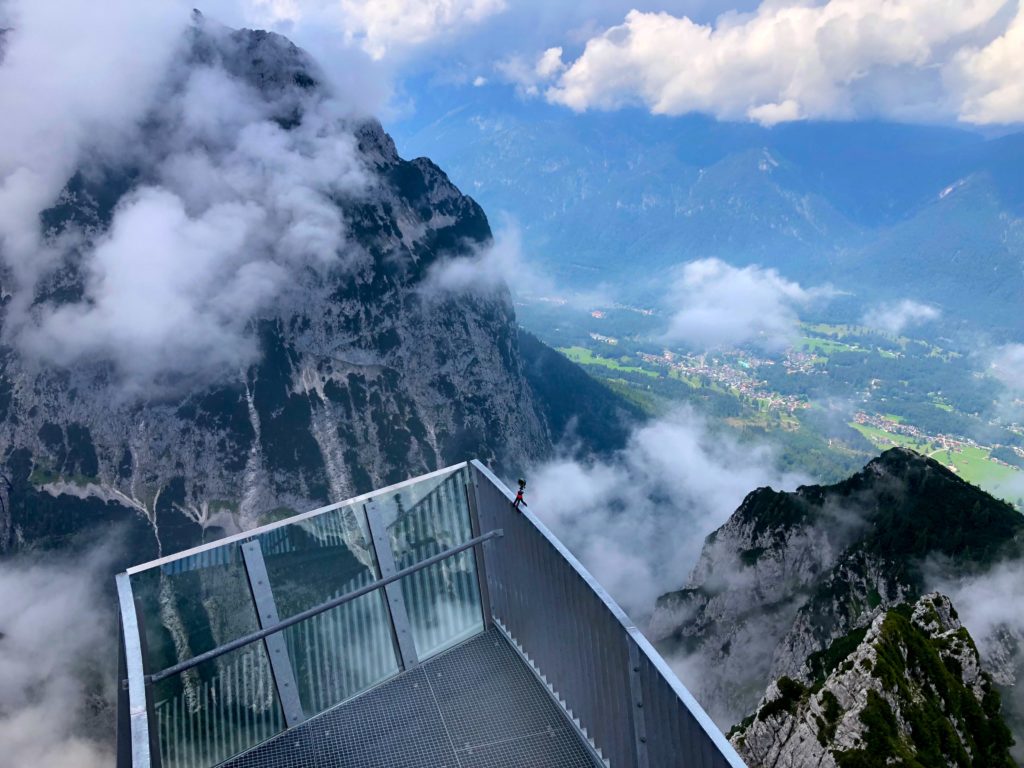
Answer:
xmin=392 ymin=97 xmax=1024 ymax=334
xmin=650 ymin=448 xmax=1024 ymax=729
xmin=731 ymin=593 xmax=1016 ymax=768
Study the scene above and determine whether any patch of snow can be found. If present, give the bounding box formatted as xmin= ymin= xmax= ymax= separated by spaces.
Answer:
xmin=939 ymin=179 xmax=967 ymax=199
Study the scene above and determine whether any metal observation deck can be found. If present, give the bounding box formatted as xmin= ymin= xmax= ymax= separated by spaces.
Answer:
xmin=116 ymin=461 xmax=746 ymax=768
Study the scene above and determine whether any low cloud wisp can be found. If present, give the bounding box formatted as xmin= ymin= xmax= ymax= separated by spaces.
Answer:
xmin=0 ymin=549 xmax=116 ymax=768
xmin=0 ymin=6 xmax=370 ymax=394
xmin=661 ymin=258 xmax=832 ymax=353
xmin=862 ymin=299 xmax=941 ymax=335
xmin=525 ymin=408 xmax=804 ymax=623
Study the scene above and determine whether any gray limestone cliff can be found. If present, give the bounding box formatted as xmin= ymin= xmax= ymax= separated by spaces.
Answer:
xmin=0 ymin=20 xmax=597 ymax=566
xmin=731 ymin=593 xmax=1016 ymax=767
xmin=650 ymin=448 xmax=1024 ymax=732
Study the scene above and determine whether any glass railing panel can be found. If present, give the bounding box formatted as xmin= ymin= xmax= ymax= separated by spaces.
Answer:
xmin=255 ymin=503 xmax=400 ymax=712
xmin=282 ymin=586 xmax=400 ymax=713
xmin=399 ymin=548 xmax=484 ymax=658
xmin=376 ymin=466 xmax=476 ymax=564
xmin=373 ymin=465 xmax=484 ymax=658
xmin=130 ymin=545 xmax=260 ymax=675
xmin=255 ymin=503 xmax=378 ymax=618
xmin=151 ymin=639 xmax=284 ymax=768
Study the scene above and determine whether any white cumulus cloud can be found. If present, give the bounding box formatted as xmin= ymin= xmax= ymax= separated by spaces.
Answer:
xmin=340 ymin=0 xmax=507 ymax=59
xmin=497 ymin=46 xmax=567 ymax=97
xmin=861 ymin=299 xmax=941 ymax=335
xmin=953 ymin=1 xmax=1024 ymax=124
xmin=662 ymin=258 xmax=832 ymax=352
xmin=540 ymin=0 xmax=1023 ymax=126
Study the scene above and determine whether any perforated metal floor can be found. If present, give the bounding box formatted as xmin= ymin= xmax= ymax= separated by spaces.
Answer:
xmin=220 ymin=628 xmax=601 ymax=768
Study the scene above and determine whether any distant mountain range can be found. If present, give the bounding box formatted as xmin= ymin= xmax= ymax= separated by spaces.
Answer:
xmin=392 ymin=93 xmax=1024 ymax=336
xmin=648 ymin=447 xmax=1024 ymax=764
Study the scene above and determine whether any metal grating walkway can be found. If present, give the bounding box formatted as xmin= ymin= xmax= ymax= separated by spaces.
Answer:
xmin=220 ymin=628 xmax=602 ymax=768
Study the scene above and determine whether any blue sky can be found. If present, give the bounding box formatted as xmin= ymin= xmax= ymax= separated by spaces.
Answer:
xmin=199 ymin=0 xmax=1024 ymax=128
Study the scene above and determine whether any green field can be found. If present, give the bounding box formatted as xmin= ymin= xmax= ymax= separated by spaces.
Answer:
xmin=932 ymin=445 xmax=1022 ymax=493
xmin=667 ymin=369 xmax=702 ymax=387
xmin=850 ymin=422 xmax=1022 ymax=504
xmin=802 ymin=322 xmax=864 ymax=337
xmin=558 ymin=346 xmax=657 ymax=377
xmin=797 ymin=336 xmax=863 ymax=357
xmin=851 ymin=423 xmax=931 ymax=452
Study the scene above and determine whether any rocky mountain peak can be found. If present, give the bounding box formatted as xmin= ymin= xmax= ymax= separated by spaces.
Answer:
xmin=0 ymin=21 xmax=553 ymax=565
xmin=731 ymin=592 xmax=1016 ymax=767
xmin=650 ymin=448 xmax=1023 ymax=729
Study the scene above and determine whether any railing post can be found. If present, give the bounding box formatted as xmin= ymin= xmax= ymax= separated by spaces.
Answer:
xmin=240 ymin=540 xmax=307 ymax=727
xmin=116 ymin=613 xmax=132 ymax=768
xmin=628 ymin=640 xmax=650 ymax=768
xmin=464 ymin=466 xmax=493 ymax=627
xmin=116 ymin=573 xmax=152 ymax=768
xmin=365 ymin=498 xmax=420 ymax=670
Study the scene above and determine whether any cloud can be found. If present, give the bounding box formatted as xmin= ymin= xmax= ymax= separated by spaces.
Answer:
xmin=1 ymin=9 xmax=369 ymax=394
xmin=0 ymin=0 xmax=187 ymax=285
xmin=935 ymin=558 xmax=1024 ymax=759
xmin=0 ymin=548 xmax=116 ymax=768
xmin=943 ymin=560 xmax=1024 ymax=654
xmin=526 ymin=408 xmax=804 ymax=622
xmin=496 ymin=46 xmax=567 ymax=97
xmin=953 ymin=1 xmax=1024 ymax=124
xmin=344 ymin=0 xmax=507 ymax=59
xmin=990 ymin=343 xmax=1024 ymax=392
xmin=243 ymin=0 xmax=508 ymax=60
xmin=540 ymin=0 xmax=1024 ymax=126
xmin=861 ymin=299 xmax=941 ymax=335
xmin=420 ymin=218 xmax=542 ymax=295
xmin=535 ymin=46 xmax=566 ymax=79
xmin=662 ymin=258 xmax=831 ymax=352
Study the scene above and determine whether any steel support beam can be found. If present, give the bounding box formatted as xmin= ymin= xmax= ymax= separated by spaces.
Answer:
xmin=116 ymin=613 xmax=133 ymax=768
xmin=116 ymin=572 xmax=152 ymax=768
xmin=365 ymin=499 xmax=420 ymax=670
xmin=628 ymin=640 xmax=650 ymax=768
xmin=240 ymin=540 xmax=307 ymax=727
xmin=464 ymin=473 xmax=493 ymax=627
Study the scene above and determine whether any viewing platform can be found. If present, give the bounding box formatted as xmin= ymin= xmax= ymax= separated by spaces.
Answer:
xmin=116 ymin=461 xmax=746 ymax=767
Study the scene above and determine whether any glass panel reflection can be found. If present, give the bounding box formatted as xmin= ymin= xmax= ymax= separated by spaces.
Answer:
xmin=256 ymin=504 xmax=378 ymax=618
xmin=282 ymin=589 xmax=399 ymax=713
xmin=130 ymin=545 xmax=260 ymax=675
xmin=373 ymin=466 xmax=484 ymax=659
xmin=257 ymin=504 xmax=400 ymax=711
xmin=400 ymin=549 xmax=483 ymax=658
xmin=152 ymin=640 xmax=284 ymax=768
xmin=126 ymin=463 xmax=488 ymax=768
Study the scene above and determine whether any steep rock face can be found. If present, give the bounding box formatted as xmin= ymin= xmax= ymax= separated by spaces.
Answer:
xmin=0 ymin=21 xmax=550 ymax=563
xmin=517 ymin=329 xmax=643 ymax=455
xmin=731 ymin=593 xmax=1016 ymax=768
xmin=650 ymin=448 xmax=1024 ymax=726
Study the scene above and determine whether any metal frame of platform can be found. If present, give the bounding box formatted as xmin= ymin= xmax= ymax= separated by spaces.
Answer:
xmin=117 ymin=460 xmax=747 ymax=768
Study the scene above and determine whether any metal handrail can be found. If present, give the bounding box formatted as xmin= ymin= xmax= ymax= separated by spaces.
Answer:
xmin=145 ymin=528 xmax=503 ymax=684
xmin=126 ymin=462 xmax=472 ymax=576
